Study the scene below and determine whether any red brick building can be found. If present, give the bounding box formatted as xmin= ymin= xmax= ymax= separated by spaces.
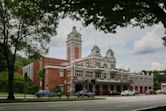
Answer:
xmin=23 ymin=26 xmax=153 ymax=95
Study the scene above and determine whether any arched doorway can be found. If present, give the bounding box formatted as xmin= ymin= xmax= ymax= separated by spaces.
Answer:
xmin=123 ymin=85 xmax=128 ymax=90
xmin=95 ymin=84 xmax=100 ymax=95
xmin=75 ymin=84 xmax=83 ymax=92
xmin=89 ymin=84 xmax=93 ymax=92
xmin=117 ymin=85 xmax=121 ymax=92
xmin=140 ymin=86 xmax=143 ymax=93
xmin=145 ymin=86 xmax=147 ymax=93
xmin=102 ymin=85 xmax=108 ymax=95
xmin=135 ymin=86 xmax=138 ymax=91
xmin=149 ymin=86 xmax=152 ymax=89
xmin=110 ymin=85 xmax=114 ymax=91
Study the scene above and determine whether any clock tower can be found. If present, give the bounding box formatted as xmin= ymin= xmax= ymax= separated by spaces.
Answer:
xmin=66 ymin=26 xmax=82 ymax=62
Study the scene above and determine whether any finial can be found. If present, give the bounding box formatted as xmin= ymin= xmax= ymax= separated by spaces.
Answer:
xmin=72 ymin=26 xmax=76 ymax=32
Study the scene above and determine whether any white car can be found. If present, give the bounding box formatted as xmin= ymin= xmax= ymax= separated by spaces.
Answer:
xmin=121 ymin=90 xmax=135 ymax=96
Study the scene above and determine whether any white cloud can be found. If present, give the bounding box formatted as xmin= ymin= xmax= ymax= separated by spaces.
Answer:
xmin=47 ymin=18 xmax=166 ymax=71
xmin=133 ymin=25 xmax=165 ymax=54
xmin=150 ymin=62 xmax=165 ymax=70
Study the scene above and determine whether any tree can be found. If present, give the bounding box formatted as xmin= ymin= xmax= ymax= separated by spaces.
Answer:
xmin=1 ymin=0 xmax=166 ymax=100
xmin=0 ymin=71 xmax=38 ymax=94
xmin=0 ymin=0 xmax=58 ymax=100
xmin=0 ymin=43 xmax=12 ymax=72
xmin=0 ymin=47 xmax=7 ymax=72
xmin=37 ymin=69 xmax=44 ymax=89
xmin=54 ymin=0 xmax=166 ymax=32
xmin=143 ymin=70 xmax=166 ymax=90
xmin=163 ymin=36 xmax=166 ymax=46
xmin=42 ymin=0 xmax=166 ymax=43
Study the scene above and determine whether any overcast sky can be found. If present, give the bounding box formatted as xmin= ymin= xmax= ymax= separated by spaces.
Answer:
xmin=47 ymin=18 xmax=166 ymax=71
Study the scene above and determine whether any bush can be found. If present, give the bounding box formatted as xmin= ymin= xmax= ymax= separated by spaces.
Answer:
xmin=52 ymin=86 xmax=61 ymax=93
xmin=65 ymin=92 xmax=70 ymax=98
xmin=26 ymin=84 xmax=38 ymax=94
xmin=0 ymin=72 xmax=8 ymax=92
xmin=0 ymin=72 xmax=38 ymax=94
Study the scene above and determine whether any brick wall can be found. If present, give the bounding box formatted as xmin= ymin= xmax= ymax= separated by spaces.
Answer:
xmin=45 ymin=68 xmax=70 ymax=92
xmin=75 ymin=47 xmax=80 ymax=59
xmin=31 ymin=57 xmax=68 ymax=89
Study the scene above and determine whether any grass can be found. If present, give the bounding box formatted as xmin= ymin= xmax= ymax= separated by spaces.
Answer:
xmin=0 ymin=92 xmax=34 ymax=97
xmin=0 ymin=92 xmax=104 ymax=103
xmin=0 ymin=97 xmax=103 ymax=103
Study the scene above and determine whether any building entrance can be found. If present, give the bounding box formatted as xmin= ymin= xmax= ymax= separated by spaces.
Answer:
xmin=75 ymin=84 xmax=83 ymax=92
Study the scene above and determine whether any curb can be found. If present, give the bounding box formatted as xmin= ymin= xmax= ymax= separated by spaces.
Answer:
xmin=131 ymin=106 xmax=166 ymax=111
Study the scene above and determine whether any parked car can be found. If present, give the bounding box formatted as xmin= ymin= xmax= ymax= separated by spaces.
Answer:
xmin=56 ymin=92 xmax=62 ymax=98
xmin=35 ymin=90 xmax=50 ymax=97
xmin=108 ymin=91 xmax=120 ymax=96
xmin=145 ymin=89 xmax=156 ymax=95
xmin=35 ymin=90 xmax=61 ymax=97
xmin=75 ymin=90 xmax=95 ymax=98
xmin=133 ymin=90 xmax=140 ymax=95
xmin=121 ymin=90 xmax=136 ymax=96
xmin=49 ymin=92 xmax=58 ymax=97
xmin=156 ymin=89 xmax=163 ymax=94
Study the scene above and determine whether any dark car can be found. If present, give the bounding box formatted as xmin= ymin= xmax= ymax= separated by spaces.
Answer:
xmin=75 ymin=90 xmax=95 ymax=98
xmin=49 ymin=92 xmax=58 ymax=97
xmin=145 ymin=89 xmax=156 ymax=95
xmin=36 ymin=90 xmax=61 ymax=97
xmin=35 ymin=90 xmax=50 ymax=97
xmin=108 ymin=91 xmax=120 ymax=96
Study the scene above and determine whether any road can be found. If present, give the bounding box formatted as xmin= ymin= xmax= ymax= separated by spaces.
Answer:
xmin=0 ymin=95 xmax=166 ymax=111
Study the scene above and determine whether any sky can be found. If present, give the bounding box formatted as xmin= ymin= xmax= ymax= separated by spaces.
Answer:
xmin=47 ymin=17 xmax=166 ymax=71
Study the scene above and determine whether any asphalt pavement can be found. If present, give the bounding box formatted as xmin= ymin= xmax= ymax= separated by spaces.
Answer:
xmin=0 ymin=95 xmax=166 ymax=111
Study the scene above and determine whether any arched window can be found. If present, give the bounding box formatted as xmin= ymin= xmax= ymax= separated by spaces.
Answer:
xmin=103 ymin=64 xmax=108 ymax=69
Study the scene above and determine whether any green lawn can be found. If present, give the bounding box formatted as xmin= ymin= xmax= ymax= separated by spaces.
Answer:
xmin=0 ymin=92 xmax=104 ymax=103
xmin=0 ymin=97 xmax=103 ymax=103
xmin=0 ymin=92 xmax=34 ymax=97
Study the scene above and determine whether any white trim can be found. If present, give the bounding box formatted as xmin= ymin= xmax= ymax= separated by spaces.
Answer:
xmin=45 ymin=65 xmax=71 ymax=69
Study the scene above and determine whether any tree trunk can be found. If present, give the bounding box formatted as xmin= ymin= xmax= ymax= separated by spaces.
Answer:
xmin=7 ymin=67 xmax=15 ymax=100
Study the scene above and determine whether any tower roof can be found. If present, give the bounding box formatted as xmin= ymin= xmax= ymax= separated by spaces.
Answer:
xmin=67 ymin=26 xmax=81 ymax=42
xmin=106 ymin=48 xmax=115 ymax=59
xmin=90 ymin=45 xmax=102 ymax=57
xmin=92 ymin=45 xmax=100 ymax=50
xmin=68 ymin=26 xmax=81 ymax=36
